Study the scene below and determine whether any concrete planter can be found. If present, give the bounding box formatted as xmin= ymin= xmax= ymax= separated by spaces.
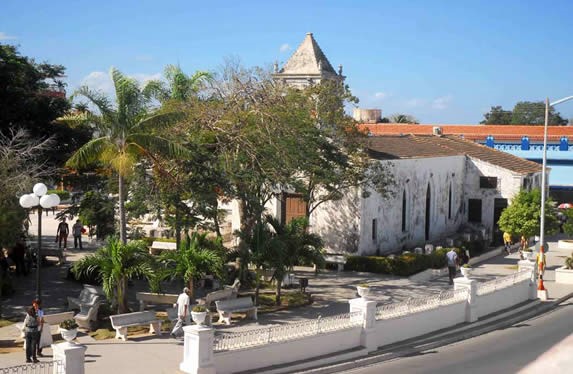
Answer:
xmin=555 ymin=266 xmax=573 ymax=284
xmin=460 ymin=267 xmax=472 ymax=278
xmin=191 ymin=311 xmax=208 ymax=326
xmin=60 ymin=328 xmax=78 ymax=343
xmin=356 ymin=286 xmax=371 ymax=300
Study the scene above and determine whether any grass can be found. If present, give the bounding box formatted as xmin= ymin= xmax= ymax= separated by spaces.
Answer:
xmin=258 ymin=291 xmax=312 ymax=313
xmin=505 ymin=265 xmax=519 ymax=270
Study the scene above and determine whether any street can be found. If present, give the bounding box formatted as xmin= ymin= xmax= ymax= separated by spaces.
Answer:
xmin=347 ymin=301 xmax=573 ymax=374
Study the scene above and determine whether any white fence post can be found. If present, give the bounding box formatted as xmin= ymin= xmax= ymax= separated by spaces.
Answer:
xmin=454 ymin=277 xmax=477 ymax=322
xmin=51 ymin=342 xmax=87 ymax=374
xmin=518 ymin=260 xmax=538 ymax=300
xmin=180 ymin=325 xmax=216 ymax=374
xmin=349 ymin=297 xmax=377 ymax=352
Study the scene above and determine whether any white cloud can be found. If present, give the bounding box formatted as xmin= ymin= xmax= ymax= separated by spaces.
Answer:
xmin=432 ymin=95 xmax=453 ymax=110
xmin=404 ymin=98 xmax=426 ymax=108
xmin=0 ymin=32 xmax=17 ymax=40
xmin=279 ymin=43 xmax=291 ymax=53
xmin=79 ymin=71 xmax=162 ymax=100
xmin=131 ymin=73 xmax=162 ymax=84
xmin=374 ymin=92 xmax=388 ymax=99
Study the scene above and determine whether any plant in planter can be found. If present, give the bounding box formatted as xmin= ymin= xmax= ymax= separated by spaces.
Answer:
xmin=356 ymin=283 xmax=371 ymax=299
xmin=191 ymin=305 xmax=208 ymax=326
xmin=59 ymin=319 xmax=79 ymax=342
xmin=565 ymin=254 xmax=573 ymax=270
xmin=460 ymin=264 xmax=472 ymax=278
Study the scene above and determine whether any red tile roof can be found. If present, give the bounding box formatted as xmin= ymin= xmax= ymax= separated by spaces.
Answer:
xmin=367 ymin=134 xmax=542 ymax=175
xmin=359 ymin=123 xmax=573 ymax=142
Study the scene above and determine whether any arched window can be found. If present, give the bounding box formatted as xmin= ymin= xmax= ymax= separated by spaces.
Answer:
xmin=402 ymin=190 xmax=407 ymax=232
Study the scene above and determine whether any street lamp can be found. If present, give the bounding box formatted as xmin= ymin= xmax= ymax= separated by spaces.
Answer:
xmin=539 ymin=95 xmax=573 ymax=296
xmin=19 ymin=183 xmax=60 ymax=300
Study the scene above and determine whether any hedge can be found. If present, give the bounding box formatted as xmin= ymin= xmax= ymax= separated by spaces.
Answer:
xmin=47 ymin=189 xmax=70 ymax=201
xmin=344 ymin=248 xmax=461 ymax=277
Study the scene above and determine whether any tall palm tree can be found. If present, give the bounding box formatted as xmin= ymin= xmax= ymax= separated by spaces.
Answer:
xmin=143 ymin=64 xmax=212 ymax=103
xmin=159 ymin=232 xmax=225 ymax=300
xmin=72 ymin=237 xmax=157 ymax=314
xmin=65 ymin=67 xmax=188 ymax=243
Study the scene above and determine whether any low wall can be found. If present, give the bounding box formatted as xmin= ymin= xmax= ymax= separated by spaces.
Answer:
xmin=374 ymin=301 xmax=466 ymax=347
xmin=475 ymin=278 xmax=530 ymax=318
xmin=214 ymin=327 xmax=362 ymax=373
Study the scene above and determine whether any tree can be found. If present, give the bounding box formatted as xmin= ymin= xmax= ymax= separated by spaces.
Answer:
xmin=143 ymin=64 xmax=212 ymax=103
xmin=480 ymin=106 xmax=512 ymax=125
xmin=72 ymin=238 xmax=157 ymax=313
xmin=158 ymin=232 xmax=225 ymax=300
xmin=0 ymin=44 xmax=91 ymax=167
xmin=64 ymin=67 xmax=189 ymax=243
xmin=497 ymin=188 xmax=559 ymax=239
xmin=388 ymin=114 xmax=419 ymax=124
xmin=481 ymin=102 xmax=567 ymax=125
xmin=57 ymin=191 xmax=116 ymax=240
xmin=0 ymin=129 xmax=55 ymax=248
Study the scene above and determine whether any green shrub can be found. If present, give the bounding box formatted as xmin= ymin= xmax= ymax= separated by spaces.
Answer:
xmin=345 ymin=247 xmax=462 ymax=276
xmin=48 ymin=189 xmax=70 ymax=201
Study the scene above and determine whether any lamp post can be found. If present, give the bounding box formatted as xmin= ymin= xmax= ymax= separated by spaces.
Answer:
xmin=19 ymin=183 xmax=60 ymax=300
xmin=539 ymin=96 xmax=573 ymax=296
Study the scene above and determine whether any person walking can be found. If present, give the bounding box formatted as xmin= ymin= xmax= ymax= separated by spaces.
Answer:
xmin=171 ymin=287 xmax=191 ymax=338
xmin=72 ymin=220 xmax=83 ymax=250
xmin=503 ymin=231 xmax=512 ymax=255
xmin=56 ymin=218 xmax=69 ymax=249
xmin=23 ymin=306 xmax=40 ymax=363
xmin=446 ymin=248 xmax=459 ymax=285
xmin=32 ymin=299 xmax=52 ymax=357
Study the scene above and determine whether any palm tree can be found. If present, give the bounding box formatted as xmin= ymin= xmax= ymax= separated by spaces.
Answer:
xmin=143 ymin=64 xmax=212 ymax=103
xmin=65 ymin=67 xmax=188 ymax=243
xmin=72 ymin=237 xmax=157 ymax=314
xmin=389 ymin=114 xmax=419 ymax=124
xmin=159 ymin=232 xmax=225 ymax=300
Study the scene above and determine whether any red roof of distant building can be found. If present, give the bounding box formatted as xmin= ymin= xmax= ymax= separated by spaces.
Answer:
xmin=358 ymin=123 xmax=573 ymax=142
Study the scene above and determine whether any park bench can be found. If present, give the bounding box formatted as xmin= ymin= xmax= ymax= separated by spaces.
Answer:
xmin=136 ymin=292 xmax=179 ymax=311
xmin=15 ymin=311 xmax=75 ymax=338
xmin=198 ymin=279 xmax=241 ymax=310
xmin=74 ymin=301 xmax=101 ymax=330
xmin=67 ymin=288 xmax=102 ymax=310
xmin=109 ymin=310 xmax=162 ymax=341
xmin=324 ymin=254 xmax=347 ymax=272
xmin=149 ymin=241 xmax=177 ymax=255
xmin=215 ymin=297 xmax=257 ymax=325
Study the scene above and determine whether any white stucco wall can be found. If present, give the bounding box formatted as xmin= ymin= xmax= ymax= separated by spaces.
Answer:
xmin=357 ymin=156 xmax=466 ymax=255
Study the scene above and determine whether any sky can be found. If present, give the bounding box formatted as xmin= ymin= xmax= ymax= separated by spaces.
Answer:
xmin=2 ymin=0 xmax=573 ymax=124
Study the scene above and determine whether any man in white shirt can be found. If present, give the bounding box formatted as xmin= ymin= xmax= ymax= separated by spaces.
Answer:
xmin=171 ymin=287 xmax=190 ymax=338
xmin=446 ymin=248 xmax=459 ymax=285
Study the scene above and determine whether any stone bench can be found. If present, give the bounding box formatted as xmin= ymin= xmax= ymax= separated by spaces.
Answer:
xmin=68 ymin=288 xmax=102 ymax=310
xmin=40 ymin=247 xmax=66 ymax=265
xmin=149 ymin=241 xmax=177 ymax=255
xmin=136 ymin=292 xmax=178 ymax=311
xmin=109 ymin=310 xmax=162 ymax=341
xmin=198 ymin=279 xmax=240 ymax=310
xmin=215 ymin=297 xmax=257 ymax=325
xmin=74 ymin=301 xmax=101 ymax=330
xmin=15 ymin=311 xmax=76 ymax=338
xmin=324 ymin=254 xmax=347 ymax=272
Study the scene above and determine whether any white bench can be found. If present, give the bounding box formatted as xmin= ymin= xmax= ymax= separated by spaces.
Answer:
xmin=15 ymin=311 xmax=75 ymax=338
xmin=324 ymin=254 xmax=347 ymax=272
xmin=215 ymin=297 xmax=257 ymax=325
xmin=74 ymin=301 xmax=101 ymax=330
xmin=40 ymin=247 xmax=66 ymax=264
xmin=149 ymin=241 xmax=177 ymax=255
xmin=136 ymin=292 xmax=178 ymax=311
xmin=109 ymin=310 xmax=162 ymax=341
xmin=199 ymin=279 xmax=240 ymax=310
xmin=68 ymin=289 xmax=101 ymax=310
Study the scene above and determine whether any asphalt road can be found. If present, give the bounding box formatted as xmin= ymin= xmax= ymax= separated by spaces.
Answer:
xmin=347 ymin=301 xmax=573 ymax=374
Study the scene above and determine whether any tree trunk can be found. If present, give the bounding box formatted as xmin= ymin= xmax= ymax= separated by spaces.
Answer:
xmin=175 ymin=207 xmax=181 ymax=251
xmin=254 ymin=268 xmax=261 ymax=306
xmin=213 ymin=201 xmax=222 ymax=239
xmin=187 ymin=278 xmax=195 ymax=301
xmin=117 ymin=277 xmax=128 ymax=314
xmin=118 ymin=174 xmax=127 ymax=244
xmin=276 ymin=279 xmax=282 ymax=306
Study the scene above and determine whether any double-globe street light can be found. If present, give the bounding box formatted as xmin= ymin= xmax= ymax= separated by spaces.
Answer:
xmin=538 ymin=96 xmax=573 ymax=295
xmin=19 ymin=183 xmax=61 ymax=300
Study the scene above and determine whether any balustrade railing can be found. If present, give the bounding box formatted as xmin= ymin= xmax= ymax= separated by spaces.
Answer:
xmin=476 ymin=269 xmax=531 ymax=296
xmin=0 ymin=361 xmax=62 ymax=374
xmin=213 ymin=311 xmax=362 ymax=352
xmin=375 ymin=288 xmax=468 ymax=320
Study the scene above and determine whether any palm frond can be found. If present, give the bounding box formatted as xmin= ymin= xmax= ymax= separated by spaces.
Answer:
xmin=66 ymin=137 xmax=113 ymax=169
xmin=127 ymin=134 xmax=192 ymax=159
xmin=132 ymin=111 xmax=185 ymax=133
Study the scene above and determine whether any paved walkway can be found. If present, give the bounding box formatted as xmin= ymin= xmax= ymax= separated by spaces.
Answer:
xmin=1 ymin=212 xmax=572 ymax=372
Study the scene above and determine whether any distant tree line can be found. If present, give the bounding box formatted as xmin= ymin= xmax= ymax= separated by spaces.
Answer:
xmin=481 ymin=101 xmax=568 ymax=125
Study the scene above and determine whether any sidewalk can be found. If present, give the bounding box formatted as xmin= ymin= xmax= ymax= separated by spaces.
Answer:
xmin=1 ymin=227 xmax=572 ymax=372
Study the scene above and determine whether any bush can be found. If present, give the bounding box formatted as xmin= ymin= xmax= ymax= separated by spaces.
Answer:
xmin=192 ymin=305 xmax=207 ymax=313
xmin=59 ymin=319 xmax=78 ymax=330
xmin=344 ymin=248 xmax=461 ymax=276
xmin=48 ymin=189 xmax=70 ymax=201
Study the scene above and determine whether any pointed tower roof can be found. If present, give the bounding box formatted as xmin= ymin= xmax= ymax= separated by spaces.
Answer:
xmin=273 ymin=33 xmax=344 ymax=89
xmin=280 ymin=32 xmax=338 ymax=76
